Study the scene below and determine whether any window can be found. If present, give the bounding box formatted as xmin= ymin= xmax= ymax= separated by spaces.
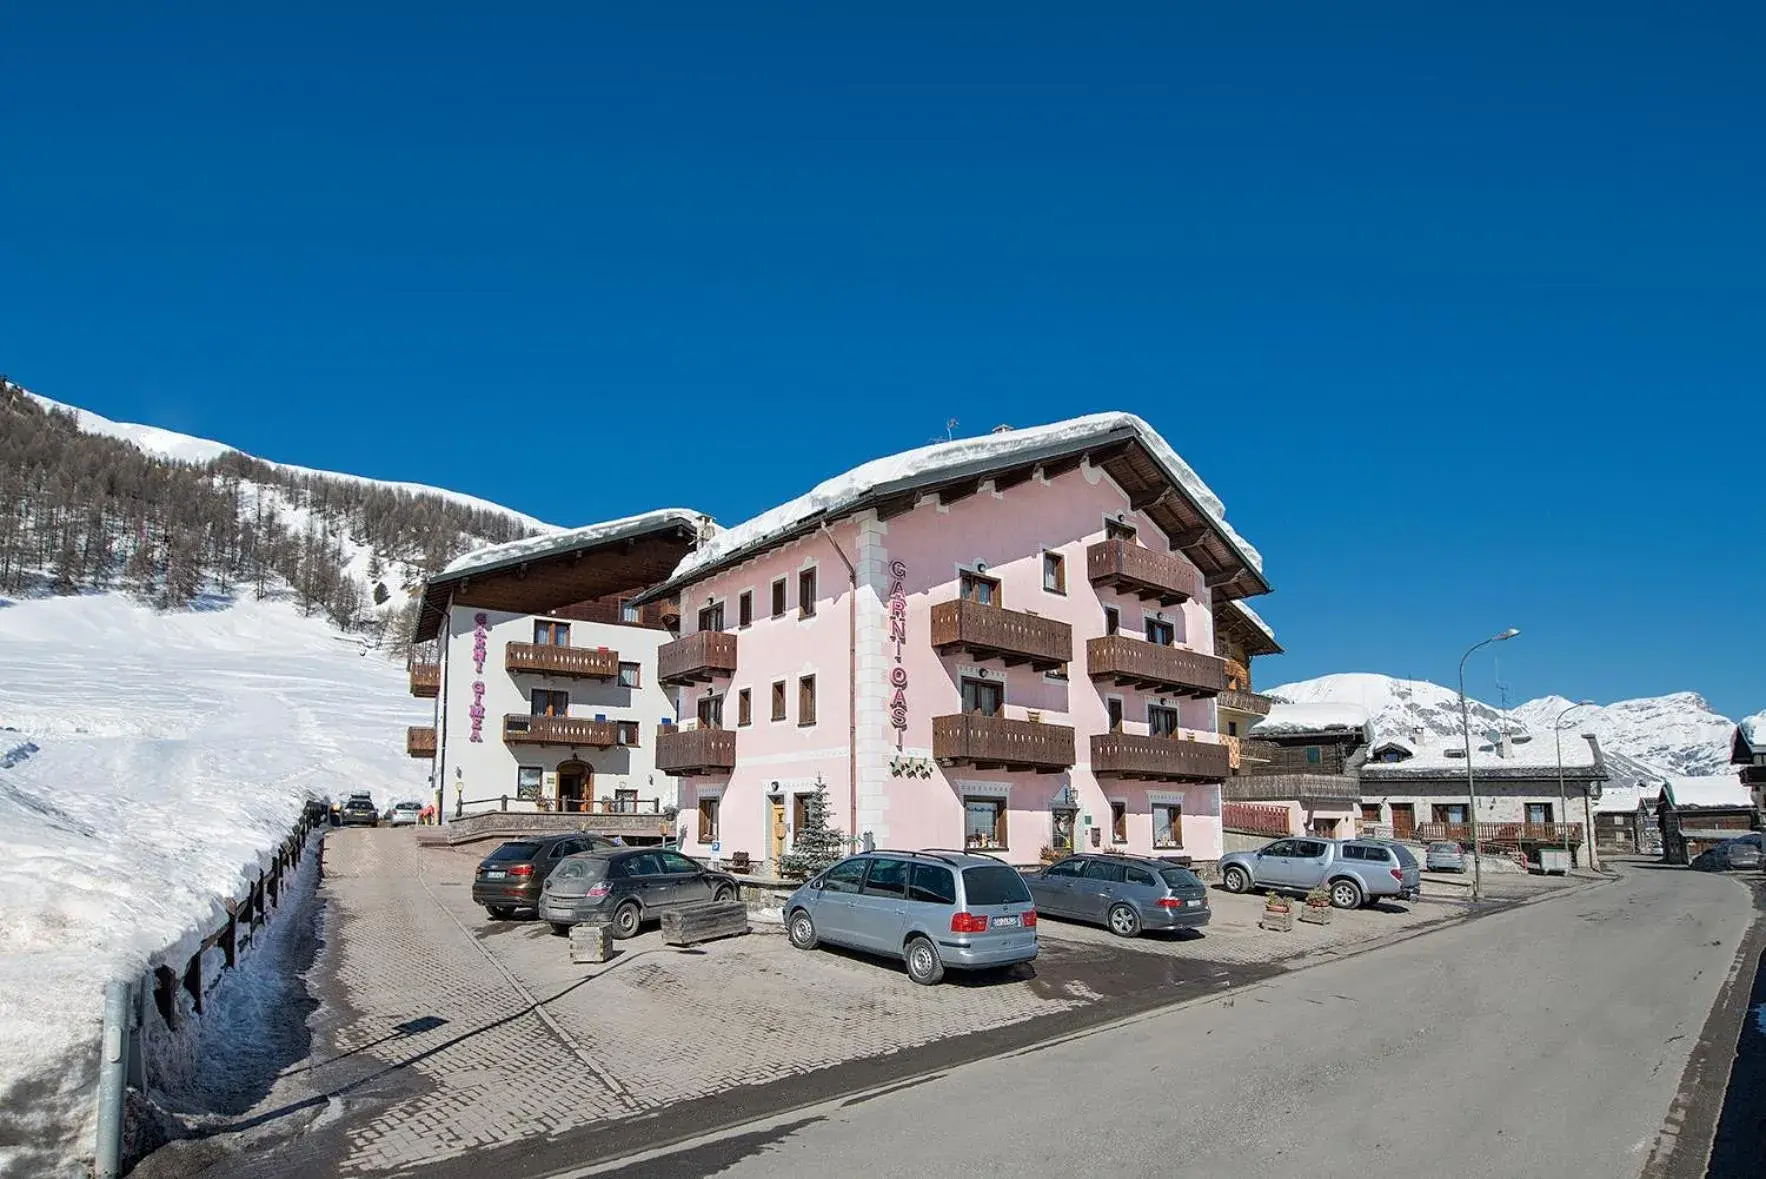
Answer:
xmin=1227 ymin=720 xmax=1239 ymax=737
xmin=738 ymin=590 xmax=753 ymax=628
xmin=861 ymin=857 xmax=910 ymax=898
xmin=822 ymin=858 xmax=867 ymax=894
xmin=1042 ymin=551 xmax=1066 ymax=594
xmin=616 ymin=721 xmax=640 ymax=746
xmin=798 ymin=568 xmax=818 ymax=618
xmin=698 ymin=602 xmax=724 ymax=632
xmin=615 ymin=788 xmax=640 ymax=812
xmin=1052 ymin=808 xmax=1076 ymax=852
xmin=1153 ymin=803 xmax=1183 ymax=849
xmin=737 ymin=688 xmax=752 ymax=727
xmin=696 ymin=796 xmax=720 ymax=843
xmin=696 ymin=694 xmax=724 ymax=728
xmin=1357 ymin=844 xmax=1392 ymax=863
xmin=771 ymin=680 xmax=787 ymax=722
xmin=1111 ymin=801 xmax=1128 ymax=843
xmin=1045 ymin=661 xmax=1069 ymax=683
xmin=619 ymin=598 xmax=640 ymax=624
xmin=534 ymin=620 xmax=570 ymax=646
xmin=1432 ymin=803 xmax=1467 ymax=824
xmin=1264 ymin=839 xmax=1298 ymax=857
xmin=959 ymin=570 xmax=1001 ymax=606
xmin=618 ymin=661 xmax=640 ymax=689
xmin=1104 ymin=606 xmax=1120 ymax=636
xmin=659 ymin=850 xmax=699 ymax=874
xmin=771 ymin=578 xmax=787 ymax=618
xmin=1293 ymin=840 xmax=1328 ymax=859
xmin=1145 ymin=618 xmax=1176 ymax=647
xmin=1527 ymin=802 xmax=1553 ymax=825
xmin=1360 ymin=803 xmax=1382 ymax=824
xmin=798 ymin=675 xmax=817 ymax=725
xmin=1340 ymin=845 xmax=1364 ymax=861
xmin=961 ymin=677 xmax=1003 ymax=717
xmin=961 ymin=864 xmax=1032 ymax=904
xmin=532 ymin=689 xmax=569 ymax=717
xmin=516 ymin=766 xmax=543 ymax=800
xmin=623 ymin=851 xmax=663 ymax=877
xmin=1081 ymin=859 xmax=1126 ymax=883
xmin=1126 ymin=866 xmax=1158 ymax=888
xmin=965 ymin=797 xmax=1007 ymax=849
xmin=1105 ymin=516 xmax=1138 ymax=541
xmin=1044 ymin=858 xmax=1086 ymax=878
xmin=1148 ymin=705 xmax=1180 ymax=738
xmin=1304 ymin=746 xmax=1322 ymax=765
xmin=909 ymin=863 xmax=957 ymax=905
xmin=1106 ymin=697 xmax=1124 ymax=732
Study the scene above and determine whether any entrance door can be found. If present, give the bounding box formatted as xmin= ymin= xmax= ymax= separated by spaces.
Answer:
xmin=1390 ymin=803 xmax=1416 ymax=841
xmin=557 ymin=762 xmax=592 ymax=813
xmin=770 ymin=801 xmax=787 ymax=863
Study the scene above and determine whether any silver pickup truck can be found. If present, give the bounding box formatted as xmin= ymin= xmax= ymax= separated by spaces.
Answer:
xmin=1218 ymin=837 xmax=1421 ymax=909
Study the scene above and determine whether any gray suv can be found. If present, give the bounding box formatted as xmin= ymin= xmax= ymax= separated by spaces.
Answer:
xmin=539 ymin=847 xmax=740 ymax=937
xmin=1027 ymin=853 xmax=1210 ymax=937
xmin=1218 ymin=837 xmax=1421 ymax=908
xmin=784 ymin=850 xmax=1038 ymax=985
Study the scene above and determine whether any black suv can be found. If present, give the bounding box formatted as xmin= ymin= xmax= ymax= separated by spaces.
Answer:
xmin=472 ymin=833 xmax=620 ymax=918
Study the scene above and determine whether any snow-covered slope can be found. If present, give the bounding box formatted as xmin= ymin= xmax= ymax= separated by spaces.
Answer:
xmin=0 ymin=594 xmax=431 ymax=1177
xmin=1268 ymin=672 xmax=1741 ymax=788
xmin=25 ymin=390 xmax=555 ymax=532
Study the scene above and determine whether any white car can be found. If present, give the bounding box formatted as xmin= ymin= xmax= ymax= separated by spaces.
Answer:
xmin=389 ymin=801 xmax=423 ymax=827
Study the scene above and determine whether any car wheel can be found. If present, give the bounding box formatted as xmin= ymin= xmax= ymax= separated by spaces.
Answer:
xmin=1222 ymin=865 xmax=1250 ymax=893
xmin=486 ymin=905 xmax=514 ymax=921
xmin=548 ymin=922 xmax=570 ymax=937
xmin=788 ymin=908 xmax=819 ymax=950
xmin=904 ymin=936 xmax=945 ymax=986
xmin=1329 ymin=879 xmax=1364 ymax=909
xmin=1107 ymin=904 xmax=1142 ymax=938
xmin=713 ymin=884 xmax=736 ymax=903
xmin=610 ymin=901 xmax=643 ymax=940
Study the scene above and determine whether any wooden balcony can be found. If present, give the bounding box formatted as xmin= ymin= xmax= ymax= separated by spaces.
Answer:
xmin=1091 ymin=732 xmax=1230 ymax=782
xmin=504 ymin=642 xmax=619 ymax=679
xmin=502 ymin=714 xmax=618 ymax=748
xmin=658 ymin=631 xmax=739 ymax=686
xmin=1417 ymin=821 xmax=1584 ymax=847
xmin=409 ymin=662 xmax=440 ymax=698
xmin=655 ymin=725 xmax=737 ymax=775
xmin=1086 ymin=538 xmax=1194 ymax=607
xmin=930 ymin=599 xmax=1071 ymax=672
xmin=1223 ymin=773 xmax=1359 ymax=803
xmin=407 ymin=726 xmax=437 ymax=759
xmin=1218 ymin=688 xmax=1273 ymax=716
xmin=1085 ymin=636 xmax=1226 ymax=698
xmin=933 ymin=713 xmax=1075 ymax=773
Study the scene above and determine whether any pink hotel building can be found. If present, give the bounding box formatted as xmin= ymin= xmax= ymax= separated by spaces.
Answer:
xmin=641 ymin=413 xmax=1271 ymax=871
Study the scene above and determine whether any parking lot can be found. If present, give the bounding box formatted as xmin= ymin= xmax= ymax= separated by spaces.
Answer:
xmin=174 ymin=829 xmax=1585 ymax=1178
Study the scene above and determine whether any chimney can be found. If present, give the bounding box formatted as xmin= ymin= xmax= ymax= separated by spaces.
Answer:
xmin=1411 ymin=726 xmax=1425 ymax=749
xmin=1498 ymin=732 xmax=1514 ymax=760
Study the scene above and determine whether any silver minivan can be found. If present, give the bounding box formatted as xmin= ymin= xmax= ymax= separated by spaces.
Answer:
xmin=784 ymin=850 xmax=1038 ymax=985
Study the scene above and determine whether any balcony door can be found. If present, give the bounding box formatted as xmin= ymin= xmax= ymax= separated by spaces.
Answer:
xmin=535 ymin=620 xmax=570 ymax=646
xmin=960 ymin=677 xmax=1003 ymax=717
xmin=1144 ymin=618 xmax=1176 ymax=647
xmin=1148 ymin=704 xmax=1180 ymax=738
xmin=557 ymin=761 xmax=591 ymax=813
xmin=699 ymin=602 xmax=725 ymax=632
xmin=697 ymin=693 xmax=725 ymax=729
xmin=959 ymin=571 xmax=1001 ymax=606
xmin=532 ymin=689 xmax=569 ymax=717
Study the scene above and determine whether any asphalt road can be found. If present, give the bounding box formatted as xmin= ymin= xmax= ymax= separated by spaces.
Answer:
xmin=571 ymin=864 xmax=1757 ymax=1179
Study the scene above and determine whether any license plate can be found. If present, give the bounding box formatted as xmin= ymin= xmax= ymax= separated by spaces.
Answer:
xmin=1185 ymin=898 xmax=1203 ymax=907
xmin=484 ymin=870 xmax=506 ymax=880
xmin=992 ymin=915 xmax=1020 ymax=927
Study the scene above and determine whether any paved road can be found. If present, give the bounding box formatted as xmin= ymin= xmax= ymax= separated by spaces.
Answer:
xmin=561 ymin=864 xmax=1756 ymax=1179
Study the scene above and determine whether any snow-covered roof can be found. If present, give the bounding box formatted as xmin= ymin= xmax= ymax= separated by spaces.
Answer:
xmin=1362 ymin=731 xmax=1604 ymax=777
xmin=1251 ymin=702 xmax=1370 ymax=737
xmin=1661 ymin=773 xmax=1754 ymax=809
xmin=1739 ymin=713 xmax=1766 ymax=753
xmin=654 ymin=412 xmax=1263 ymax=592
xmin=1369 ymin=735 xmax=1415 ymax=755
xmin=439 ymin=509 xmax=713 ymax=579
xmin=1232 ymin=599 xmax=1277 ymax=644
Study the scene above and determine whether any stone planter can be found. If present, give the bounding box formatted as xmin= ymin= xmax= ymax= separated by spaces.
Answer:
xmin=1299 ymin=903 xmax=1333 ymax=926
xmin=1260 ymin=906 xmax=1295 ymax=932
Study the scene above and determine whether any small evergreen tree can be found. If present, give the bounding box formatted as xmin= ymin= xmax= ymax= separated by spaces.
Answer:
xmin=777 ymin=779 xmax=847 ymax=879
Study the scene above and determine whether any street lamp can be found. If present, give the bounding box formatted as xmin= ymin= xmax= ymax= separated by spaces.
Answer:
xmin=1556 ymin=700 xmax=1596 ymax=867
xmin=1460 ymin=627 xmax=1520 ymax=902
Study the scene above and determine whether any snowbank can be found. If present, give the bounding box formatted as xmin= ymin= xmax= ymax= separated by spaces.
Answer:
xmin=1251 ymin=701 xmax=1369 ymax=737
xmin=0 ymin=595 xmax=430 ymax=1177
xmin=440 ymin=508 xmax=714 ymax=578
xmin=668 ymin=412 xmax=1263 ymax=584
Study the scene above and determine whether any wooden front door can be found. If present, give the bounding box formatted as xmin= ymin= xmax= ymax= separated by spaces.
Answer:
xmin=770 ymin=801 xmax=787 ymax=862
xmin=1390 ymin=803 xmax=1416 ymax=841
xmin=557 ymin=762 xmax=591 ymax=813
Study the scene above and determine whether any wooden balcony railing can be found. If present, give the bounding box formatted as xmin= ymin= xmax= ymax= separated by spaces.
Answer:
xmin=1085 ymin=636 xmax=1226 ymax=698
xmin=502 ymin=714 xmax=618 ymax=748
xmin=1223 ymin=774 xmax=1360 ymax=803
xmin=1091 ymin=732 xmax=1230 ymax=782
xmin=931 ymin=599 xmax=1072 ymax=672
xmin=1086 ymin=538 xmax=1194 ymax=607
xmin=658 ymin=630 xmax=739 ymax=686
xmin=409 ymin=662 xmax=440 ymax=698
xmin=406 ymin=726 xmax=437 ymax=759
xmin=504 ymin=642 xmax=619 ymax=679
xmin=1416 ymin=821 xmax=1585 ymax=847
xmin=655 ymin=725 xmax=737 ymax=774
xmin=1218 ymin=688 xmax=1273 ymax=716
xmin=932 ymin=713 xmax=1076 ymax=772
xmin=1239 ymin=739 xmax=1280 ymax=764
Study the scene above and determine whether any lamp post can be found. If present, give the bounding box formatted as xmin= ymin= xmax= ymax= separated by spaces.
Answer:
xmin=1460 ymin=628 xmax=1520 ymax=902
xmin=1555 ymin=700 xmax=1595 ymax=866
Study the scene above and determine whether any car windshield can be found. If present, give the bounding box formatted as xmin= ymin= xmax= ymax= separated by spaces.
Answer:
xmin=961 ymin=865 xmax=1032 ymax=905
xmin=1159 ymin=867 xmax=1203 ymax=889
xmin=485 ymin=842 xmax=540 ymax=863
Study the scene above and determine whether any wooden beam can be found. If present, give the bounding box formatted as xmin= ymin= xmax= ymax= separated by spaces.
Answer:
xmin=1205 ymin=568 xmax=1243 ymax=589
xmin=1039 ymin=455 xmax=1085 ymax=481
xmin=1087 ymin=441 xmax=1135 ymax=466
xmin=991 ymin=464 xmax=1037 ymax=493
xmin=1128 ymin=485 xmax=1173 ymax=512
xmin=1169 ymin=526 xmax=1211 ymax=551
xmin=876 ymin=493 xmax=919 ymax=521
xmin=939 ymin=479 xmax=982 ymax=505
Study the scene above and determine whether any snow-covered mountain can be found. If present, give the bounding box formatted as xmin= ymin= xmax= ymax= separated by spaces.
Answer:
xmin=1267 ymin=672 xmax=1739 ymax=785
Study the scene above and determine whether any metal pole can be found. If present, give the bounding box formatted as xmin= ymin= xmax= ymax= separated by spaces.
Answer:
xmin=1556 ymin=701 xmax=1593 ymax=868
xmin=1459 ymin=628 xmax=1519 ymax=904
xmin=94 ymin=978 xmax=133 ymax=1179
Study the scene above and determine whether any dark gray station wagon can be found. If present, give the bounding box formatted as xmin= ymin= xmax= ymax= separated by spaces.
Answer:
xmin=1027 ymin=853 xmax=1210 ymax=937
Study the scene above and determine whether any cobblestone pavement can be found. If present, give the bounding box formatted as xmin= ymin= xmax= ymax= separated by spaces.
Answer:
xmin=168 ymin=831 xmax=1582 ymax=1178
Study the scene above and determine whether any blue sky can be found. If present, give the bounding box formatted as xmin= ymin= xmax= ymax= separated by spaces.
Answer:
xmin=2 ymin=4 xmax=1760 ymax=719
